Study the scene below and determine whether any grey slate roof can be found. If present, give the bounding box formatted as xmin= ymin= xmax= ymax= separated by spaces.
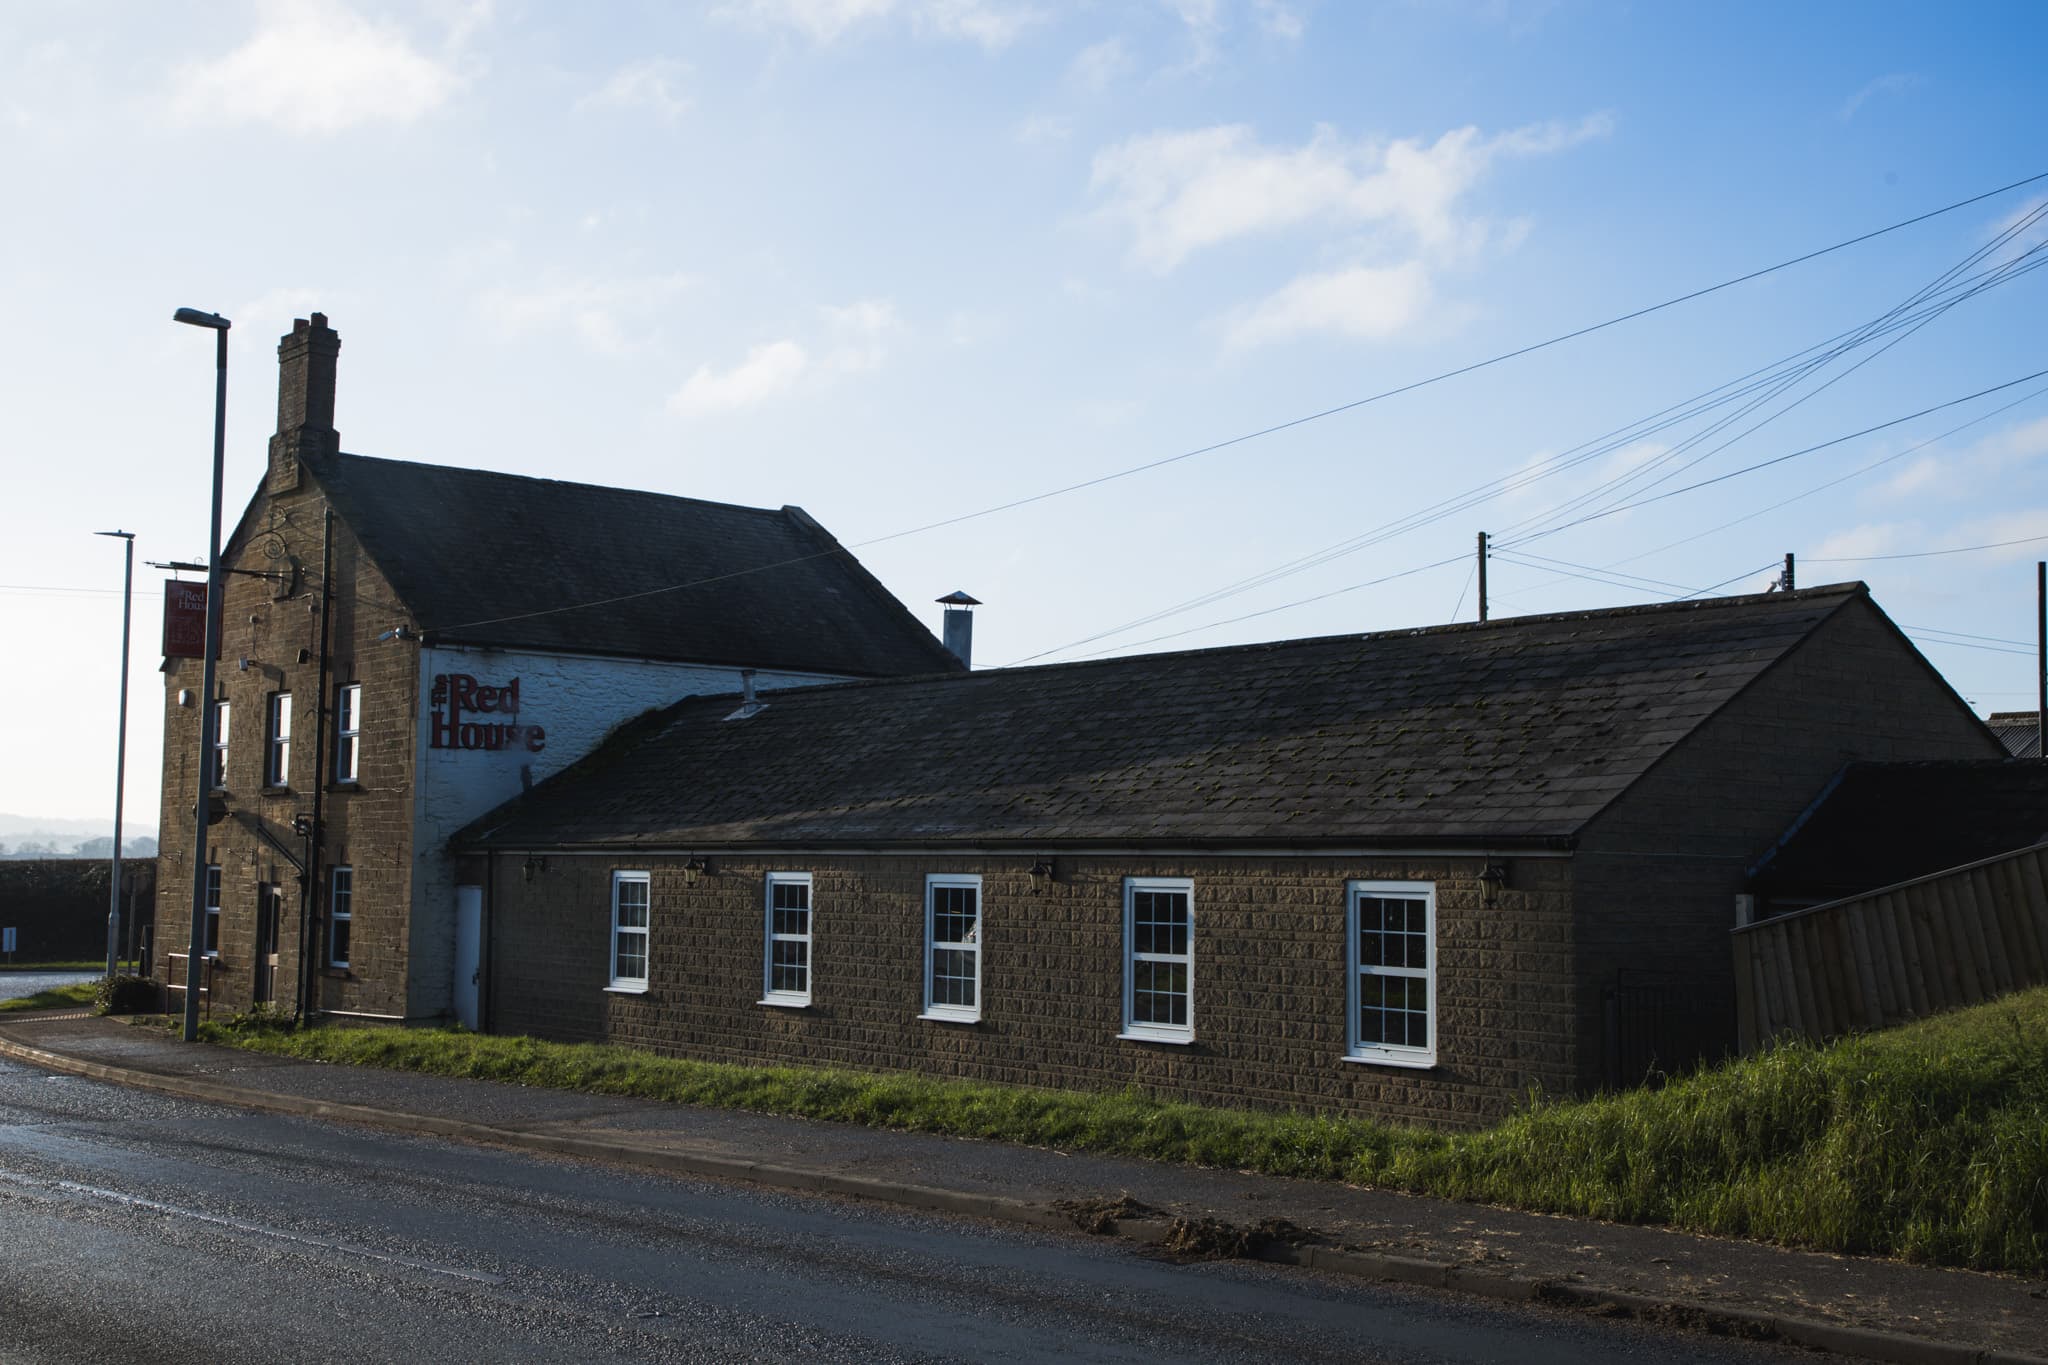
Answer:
xmin=307 ymin=452 xmax=959 ymax=677
xmin=1987 ymin=711 xmax=2041 ymax=759
xmin=459 ymin=583 xmax=1875 ymax=853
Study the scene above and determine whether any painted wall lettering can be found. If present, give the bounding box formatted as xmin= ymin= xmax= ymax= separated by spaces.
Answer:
xmin=429 ymin=673 xmax=546 ymax=752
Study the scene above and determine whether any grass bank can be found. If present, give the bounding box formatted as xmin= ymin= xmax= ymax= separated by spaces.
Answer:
xmin=0 ymin=982 xmax=98 ymax=1012
xmin=201 ymin=986 xmax=2048 ymax=1275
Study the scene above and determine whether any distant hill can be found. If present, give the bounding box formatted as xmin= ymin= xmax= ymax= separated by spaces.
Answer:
xmin=0 ymin=813 xmax=158 ymax=860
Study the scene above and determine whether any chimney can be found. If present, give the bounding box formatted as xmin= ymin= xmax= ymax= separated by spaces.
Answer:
xmin=936 ymin=591 xmax=980 ymax=669
xmin=269 ymin=313 xmax=341 ymax=493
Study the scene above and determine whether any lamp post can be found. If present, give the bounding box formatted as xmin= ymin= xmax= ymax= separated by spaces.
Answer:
xmin=173 ymin=306 xmax=230 ymax=1042
xmin=94 ymin=529 xmax=135 ymax=979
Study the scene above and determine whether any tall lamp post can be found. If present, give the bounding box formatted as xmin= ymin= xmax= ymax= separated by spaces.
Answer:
xmin=173 ymin=306 xmax=230 ymax=1042
xmin=94 ymin=529 xmax=135 ymax=979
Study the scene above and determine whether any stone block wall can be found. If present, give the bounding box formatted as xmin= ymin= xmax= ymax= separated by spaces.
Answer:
xmin=485 ymin=850 xmax=1576 ymax=1128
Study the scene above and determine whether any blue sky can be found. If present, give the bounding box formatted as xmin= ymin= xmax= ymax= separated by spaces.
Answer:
xmin=4 ymin=0 xmax=2045 ymax=826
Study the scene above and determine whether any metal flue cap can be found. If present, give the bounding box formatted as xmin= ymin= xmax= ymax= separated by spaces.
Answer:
xmin=936 ymin=590 xmax=981 ymax=607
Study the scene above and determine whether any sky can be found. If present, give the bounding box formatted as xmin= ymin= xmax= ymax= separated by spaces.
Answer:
xmin=3 ymin=0 xmax=2046 ymax=830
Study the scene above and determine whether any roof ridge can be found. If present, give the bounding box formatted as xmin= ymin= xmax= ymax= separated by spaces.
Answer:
xmin=320 ymin=450 xmax=790 ymax=519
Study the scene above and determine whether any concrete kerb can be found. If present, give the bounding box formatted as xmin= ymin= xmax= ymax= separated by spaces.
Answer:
xmin=0 ymin=1031 xmax=2038 ymax=1365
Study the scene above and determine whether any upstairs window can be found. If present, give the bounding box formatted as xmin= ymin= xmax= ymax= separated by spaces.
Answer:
xmin=1347 ymin=881 xmax=1436 ymax=1068
xmin=334 ymin=683 xmax=361 ymax=783
xmin=328 ymin=866 xmax=353 ymax=969
xmin=610 ymin=871 xmax=649 ymax=992
xmin=266 ymin=692 xmax=292 ymax=788
xmin=761 ymin=873 xmax=812 ymax=1006
xmin=211 ymin=700 xmax=230 ymax=789
xmin=1121 ymin=878 xmax=1193 ymax=1043
xmin=922 ymin=875 xmax=981 ymax=1022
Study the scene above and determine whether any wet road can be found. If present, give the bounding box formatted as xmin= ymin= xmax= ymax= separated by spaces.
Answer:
xmin=0 ymin=1057 xmax=1811 ymax=1364
xmin=0 ymin=971 xmax=96 ymax=1001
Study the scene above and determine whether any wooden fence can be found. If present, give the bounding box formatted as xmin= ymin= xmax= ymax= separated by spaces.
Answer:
xmin=1731 ymin=841 xmax=2048 ymax=1051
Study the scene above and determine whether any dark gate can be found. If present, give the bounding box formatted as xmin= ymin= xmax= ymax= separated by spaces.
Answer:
xmin=1602 ymin=969 xmax=1728 ymax=1089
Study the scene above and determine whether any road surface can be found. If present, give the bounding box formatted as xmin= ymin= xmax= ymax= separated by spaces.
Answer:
xmin=0 ymin=1054 xmax=1809 ymax=1364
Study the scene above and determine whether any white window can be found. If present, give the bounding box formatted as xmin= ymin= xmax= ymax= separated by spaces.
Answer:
xmin=335 ymin=683 xmax=361 ymax=783
xmin=1347 ymin=881 xmax=1437 ymax=1067
xmin=1121 ymin=878 xmax=1194 ymax=1043
xmin=610 ymin=871 xmax=650 ymax=992
xmin=204 ymin=865 xmax=221 ymax=956
xmin=761 ymin=873 xmax=812 ymax=1006
xmin=328 ymin=866 xmax=353 ymax=969
xmin=921 ymin=875 xmax=981 ymax=1022
xmin=211 ymin=700 xmax=230 ymax=789
xmin=266 ymin=692 xmax=292 ymax=787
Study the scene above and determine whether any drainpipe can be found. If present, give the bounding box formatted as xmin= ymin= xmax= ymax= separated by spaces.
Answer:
xmin=296 ymin=508 xmax=334 ymax=1023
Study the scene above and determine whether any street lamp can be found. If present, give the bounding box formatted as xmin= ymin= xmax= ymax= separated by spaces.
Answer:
xmin=173 ymin=306 xmax=230 ymax=1042
xmin=94 ymin=529 xmax=135 ymax=980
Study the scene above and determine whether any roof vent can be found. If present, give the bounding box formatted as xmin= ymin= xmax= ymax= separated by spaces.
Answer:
xmin=937 ymin=590 xmax=980 ymax=670
xmin=724 ymin=668 xmax=767 ymax=722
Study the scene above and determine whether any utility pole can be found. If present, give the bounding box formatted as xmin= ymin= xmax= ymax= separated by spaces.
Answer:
xmin=1781 ymin=553 xmax=1796 ymax=592
xmin=2036 ymin=561 xmax=2044 ymax=761
xmin=94 ymin=529 xmax=135 ymax=979
xmin=1476 ymin=532 xmax=1489 ymax=622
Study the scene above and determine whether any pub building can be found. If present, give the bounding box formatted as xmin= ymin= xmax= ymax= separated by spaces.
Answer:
xmin=156 ymin=313 xmax=961 ymax=1024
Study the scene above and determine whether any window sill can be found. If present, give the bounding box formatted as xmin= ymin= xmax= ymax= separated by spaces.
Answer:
xmin=604 ymin=983 xmax=649 ymax=996
xmin=917 ymin=1010 xmax=980 ymax=1025
xmin=1117 ymin=1029 xmax=1195 ymax=1046
xmin=320 ymin=967 xmax=353 ymax=979
xmin=327 ymin=780 xmax=361 ymax=793
xmin=757 ymin=996 xmax=810 ymax=1010
xmin=1342 ymin=1052 xmax=1437 ymax=1070
xmin=259 ymin=785 xmax=291 ymax=797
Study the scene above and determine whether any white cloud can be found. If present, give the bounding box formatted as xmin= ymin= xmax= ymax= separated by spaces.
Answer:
xmin=1874 ymin=413 xmax=2048 ymax=502
xmin=720 ymin=0 xmax=1039 ymax=48
xmin=577 ymin=59 xmax=690 ymax=122
xmin=669 ymin=341 xmax=812 ymax=416
xmin=479 ymin=274 xmax=694 ymax=354
xmin=1090 ymin=115 xmax=1610 ymax=273
xmin=1015 ymin=112 xmax=1073 ymax=146
xmin=233 ymin=288 xmax=332 ymax=340
xmin=820 ymin=297 xmax=900 ymax=372
xmin=1068 ymin=37 xmax=1130 ymax=92
xmin=1956 ymin=507 xmax=2048 ymax=561
xmin=1225 ymin=261 xmax=1432 ymax=348
xmin=1839 ymin=72 xmax=1924 ymax=122
xmin=168 ymin=0 xmax=462 ymax=134
xmin=1251 ymin=0 xmax=1305 ymax=39
xmin=1811 ymin=522 xmax=1917 ymax=563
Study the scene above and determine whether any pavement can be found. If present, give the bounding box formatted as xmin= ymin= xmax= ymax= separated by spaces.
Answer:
xmin=0 ymin=1010 xmax=2041 ymax=1365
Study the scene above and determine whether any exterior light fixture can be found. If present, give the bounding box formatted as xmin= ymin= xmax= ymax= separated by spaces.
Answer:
xmin=1028 ymin=858 xmax=1056 ymax=893
xmin=522 ymin=855 xmax=548 ymax=882
xmin=684 ymin=856 xmax=709 ymax=885
xmin=1479 ymin=862 xmax=1510 ymax=909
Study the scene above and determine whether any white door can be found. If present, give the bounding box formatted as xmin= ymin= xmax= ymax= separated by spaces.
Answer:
xmin=453 ymin=885 xmax=482 ymax=1030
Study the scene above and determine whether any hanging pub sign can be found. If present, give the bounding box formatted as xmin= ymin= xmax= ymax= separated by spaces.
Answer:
xmin=430 ymin=673 xmax=546 ymax=753
xmin=162 ymin=581 xmax=209 ymax=659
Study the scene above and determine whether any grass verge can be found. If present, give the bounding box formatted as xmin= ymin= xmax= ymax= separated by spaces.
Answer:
xmin=0 ymin=982 xmax=98 ymax=1012
xmin=0 ymin=961 xmax=113 ymax=972
xmin=200 ymin=986 xmax=2048 ymax=1275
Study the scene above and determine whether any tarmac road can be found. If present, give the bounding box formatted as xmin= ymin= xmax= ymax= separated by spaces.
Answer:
xmin=0 ymin=1055 xmax=1816 ymax=1365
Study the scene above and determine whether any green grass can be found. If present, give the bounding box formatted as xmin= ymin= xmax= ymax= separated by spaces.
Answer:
xmin=200 ymin=986 xmax=2048 ymax=1275
xmin=0 ymin=981 xmax=98 ymax=1012
xmin=0 ymin=960 xmax=112 ymax=972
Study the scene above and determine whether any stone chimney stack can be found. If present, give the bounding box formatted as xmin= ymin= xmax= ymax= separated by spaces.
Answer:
xmin=269 ymin=313 xmax=340 ymax=492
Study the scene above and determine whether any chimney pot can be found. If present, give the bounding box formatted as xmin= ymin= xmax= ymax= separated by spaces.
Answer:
xmin=937 ymin=590 xmax=979 ymax=669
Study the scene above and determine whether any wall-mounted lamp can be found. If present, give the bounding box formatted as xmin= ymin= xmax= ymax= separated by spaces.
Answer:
xmin=1028 ymin=858 xmax=1057 ymax=894
xmin=684 ymin=855 xmax=710 ymax=886
xmin=378 ymin=624 xmax=416 ymax=643
xmin=522 ymin=855 xmax=548 ymax=882
xmin=1479 ymin=862 xmax=1510 ymax=909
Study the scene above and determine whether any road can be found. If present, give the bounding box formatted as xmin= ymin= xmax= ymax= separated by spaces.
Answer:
xmin=0 ymin=971 xmax=96 ymax=1001
xmin=0 ymin=1055 xmax=1810 ymax=1364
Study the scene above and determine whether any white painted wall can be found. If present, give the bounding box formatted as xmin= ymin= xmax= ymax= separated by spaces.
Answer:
xmin=407 ymin=644 xmax=845 ymax=1017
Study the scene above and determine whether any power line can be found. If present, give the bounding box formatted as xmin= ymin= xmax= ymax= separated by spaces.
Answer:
xmin=435 ymin=170 xmax=2048 ymax=641
xmin=1902 ymin=624 xmax=2033 ymax=647
xmin=1807 ymin=531 xmax=2048 ymax=563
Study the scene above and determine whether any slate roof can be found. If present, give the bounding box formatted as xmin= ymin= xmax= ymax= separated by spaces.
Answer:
xmin=1987 ymin=710 xmax=2041 ymax=758
xmin=305 ymin=452 xmax=959 ymax=677
xmin=1747 ymin=759 xmax=2048 ymax=907
xmin=459 ymin=583 xmax=1879 ymax=853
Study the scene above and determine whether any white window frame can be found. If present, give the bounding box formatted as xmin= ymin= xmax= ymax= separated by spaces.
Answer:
xmin=211 ymin=700 xmax=230 ymax=790
xmin=920 ymin=874 xmax=982 ymax=1023
xmin=334 ymin=683 xmax=361 ymax=783
xmin=1345 ymin=880 xmax=1438 ymax=1068
xmin=760 ymin=872 xmax=813 ymax=1007
xmin=266 ymin=691 xmax=292 ymax=788
xmin=608 ymin=870 xmax=650 ymax=993
xmin=204 ymin=865 xmax=222 ymax=957
xmin=1120 ymin=877 xmax=1194 ymax=1044
xmin=327 ymin=866 xmax=353 ymax=969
